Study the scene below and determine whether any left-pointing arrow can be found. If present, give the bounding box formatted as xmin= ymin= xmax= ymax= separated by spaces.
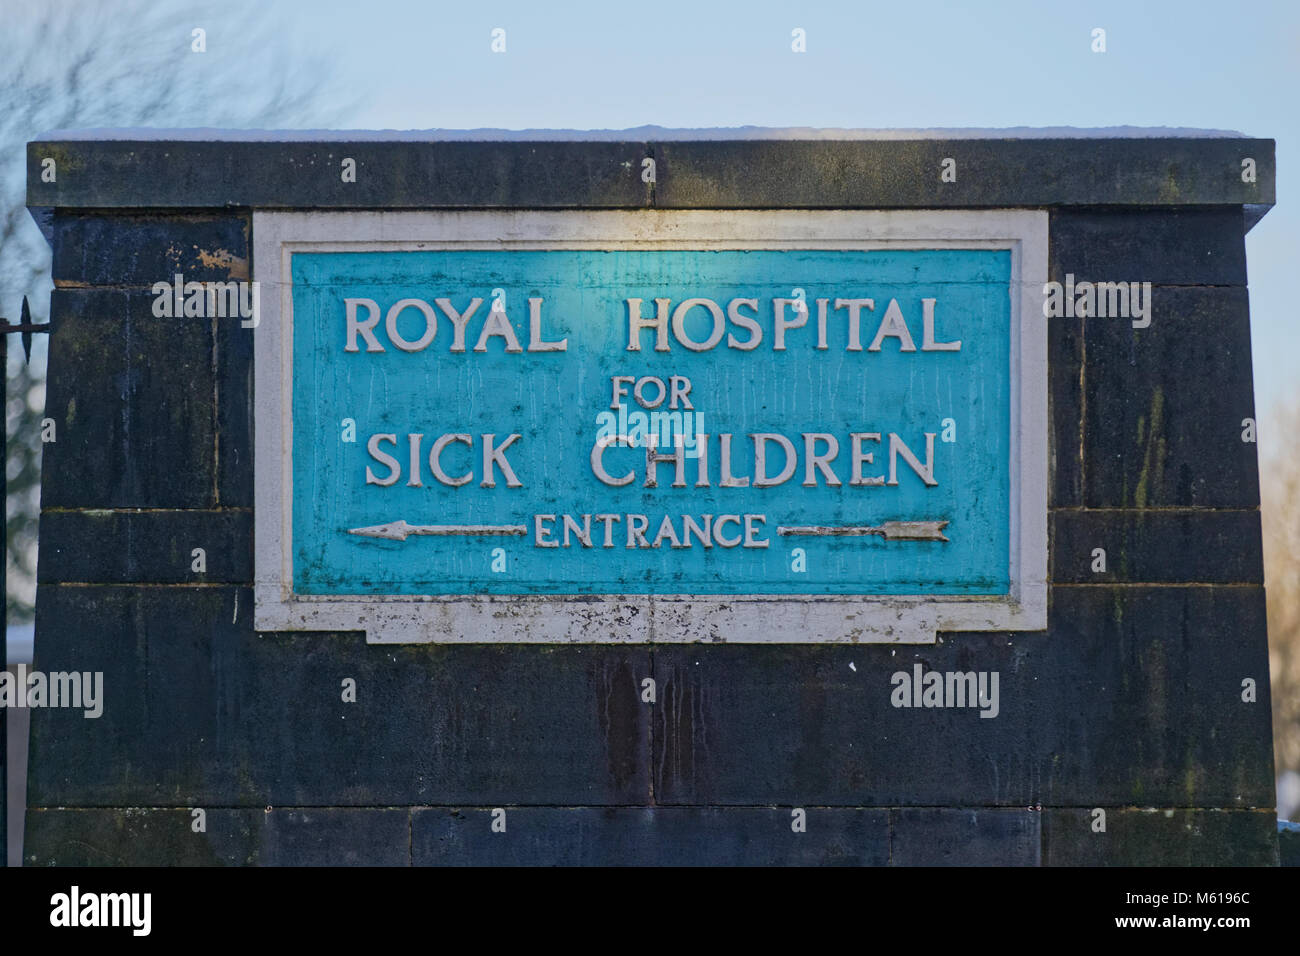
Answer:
xmin=348 ymin=519 xmax=527 ymax=541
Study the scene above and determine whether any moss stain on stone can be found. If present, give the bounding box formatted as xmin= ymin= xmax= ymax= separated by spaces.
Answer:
xmin=1158 ymin=165 xmax=1183 ymax=203
xmin=1134 ymin=387 xmax=1165 ymax=508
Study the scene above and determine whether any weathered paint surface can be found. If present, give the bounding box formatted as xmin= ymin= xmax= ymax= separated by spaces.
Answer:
xmin=290 ymin=248 xmax=1011 ymax=595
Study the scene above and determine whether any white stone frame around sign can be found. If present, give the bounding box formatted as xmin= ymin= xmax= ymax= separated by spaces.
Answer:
xmin=252 ymin=209 xmax=1048 ymax=644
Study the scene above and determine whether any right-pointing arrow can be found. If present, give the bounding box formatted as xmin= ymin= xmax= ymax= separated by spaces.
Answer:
xmin=777 ymin=520 xmax=950 ymax=542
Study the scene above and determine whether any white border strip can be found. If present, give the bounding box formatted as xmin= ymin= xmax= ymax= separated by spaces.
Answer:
xmin=252 ymin=210 xmax=1047 ymax=644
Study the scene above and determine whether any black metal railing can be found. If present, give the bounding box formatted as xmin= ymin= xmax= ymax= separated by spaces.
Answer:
xmin=1 ymin=296 xmax=50 ymax=865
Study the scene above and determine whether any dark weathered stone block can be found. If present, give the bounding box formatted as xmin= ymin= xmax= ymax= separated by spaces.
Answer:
xmin=1049 ymin=208 xmax=1247 ymax=287
xmin=29 ymin=141 xmax=651 ymax=210
xmin=23 ymin=807 xmax=408 ymax=865
xmin=1050 ymin=305 xmax=1084 ymax=508
xmin=253 ymin=808 xmax=409 ymax=866
xmin=215 ymin=313 xmax=254 ymax=507
xmin=1042 ymin=808 xmax=1278 ymax=866
xmin=38 ymin=510 xmax=251 ymax=584
xmin=1050 ymin=510 xmax=1263 ymax=584
xmin=653 ymin=138 xmax=1272 ymax=209
xmin=42 ymin=290 xmax=216 ymax=509
xmin=51 ymin=212 xmax=250 ymax=286
xmin=27 ymin=137 xmax=1274 ymax=213
xmin=411 ymin=807 xmax=888 ymax=866
xmin=1083 ymin=286 xmax=1258 ymax=508
xmin=651 ymin=639 xmax=1046 ymax=807
xmin=891 ymin=809 xmax=1040 ymax=866
xmin=649 ymin=586 xmax=1272 ymax=809
xmin=24 ymin=808 xmax=261 ymax=866
xmin=1036 ymin=586 xmax=1273 ymax=807
xmin=25 ymin=586 xmax=651 ymax=809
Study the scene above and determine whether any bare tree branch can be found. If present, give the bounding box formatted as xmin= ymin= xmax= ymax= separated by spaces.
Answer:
xmin=0 ymin=0 xmax=354 ymax=623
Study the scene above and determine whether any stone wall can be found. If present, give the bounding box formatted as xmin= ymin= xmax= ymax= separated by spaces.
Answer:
xmin=21 ymin=133 xmax=1278 ymax=865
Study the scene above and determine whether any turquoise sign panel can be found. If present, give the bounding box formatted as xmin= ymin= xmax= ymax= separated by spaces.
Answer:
xmin=290 ymin=248 xmax=1011 ymax=595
